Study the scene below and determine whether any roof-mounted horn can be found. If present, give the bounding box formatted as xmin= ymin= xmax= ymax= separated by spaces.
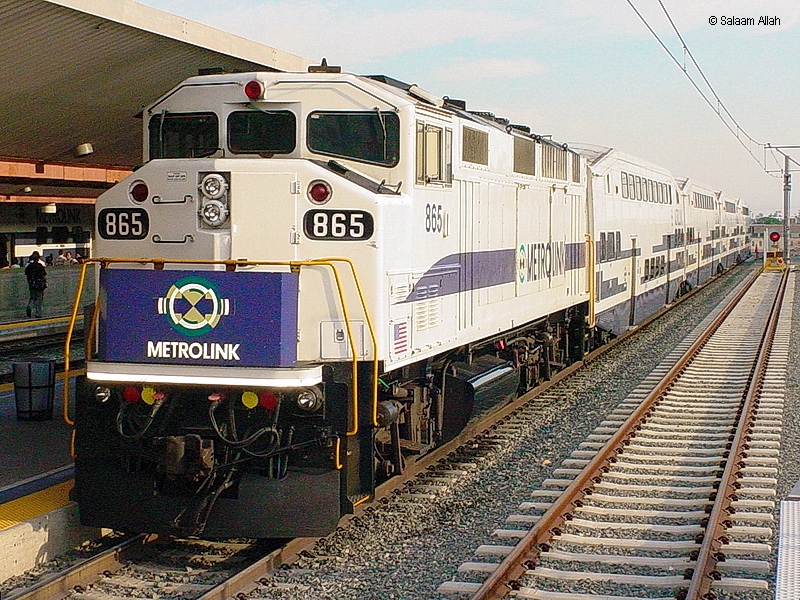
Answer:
xmin=308 ymin=58 xmax=341 ymax=73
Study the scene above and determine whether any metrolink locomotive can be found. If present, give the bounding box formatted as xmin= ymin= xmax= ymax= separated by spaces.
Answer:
xmin=74 ymin=62 xmax=750 ymax=537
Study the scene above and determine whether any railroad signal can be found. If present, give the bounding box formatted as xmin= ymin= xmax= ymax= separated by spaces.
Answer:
xmin=769 ymin=231 xmax=781 ymax=243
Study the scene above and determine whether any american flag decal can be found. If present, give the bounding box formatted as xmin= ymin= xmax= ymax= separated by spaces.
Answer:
xmin=392 ymin=320 xmax=409 ymax=358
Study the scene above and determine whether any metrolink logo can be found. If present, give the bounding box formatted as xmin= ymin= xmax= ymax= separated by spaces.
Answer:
xmin=517 ymin=241 xmax=566 ymax=284
xmin=157 ymin=276 xmax=230 ymax=337
xmin=148 ymin=275 xmax=241 ymax=362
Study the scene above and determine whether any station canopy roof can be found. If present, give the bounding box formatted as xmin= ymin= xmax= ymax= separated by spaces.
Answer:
xmin=0 ymin=0 xmax=311 ymax=203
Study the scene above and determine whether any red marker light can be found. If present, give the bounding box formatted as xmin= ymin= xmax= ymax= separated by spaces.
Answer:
xmin=244 ymin=80 xmax=264 ymax=100
xmin=259 ymin=391 xmax=278 ymax=410
xmin=308 ymin=180 xmax=332 ymax=204
xmin=129 ymin=182 xmax=149 ymax=203
xmin=122 ymin=386 xmax=141 ymax=403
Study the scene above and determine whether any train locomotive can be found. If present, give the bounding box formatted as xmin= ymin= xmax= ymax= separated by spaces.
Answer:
xmin=73 ymin=62 xmax=750 ymax=537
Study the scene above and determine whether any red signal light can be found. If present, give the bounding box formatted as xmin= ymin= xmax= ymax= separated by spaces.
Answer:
xmin=244 ymin=80 xmax=264 ymax=100
xmin=769 ymin=231 xmax=781 ymax=243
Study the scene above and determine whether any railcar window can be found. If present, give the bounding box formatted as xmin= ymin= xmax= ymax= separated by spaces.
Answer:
xmin=148 ymin=112 xmax=219 ymax=159
xmin=693 ymin=192 xmax=715 ymax=210
xmin=620 ymin=172 xmax=673 ymax=204
xmin=307 ymin=111 xmax=399 ymax=167
xmin=228 ymin=111 xmax=296 ymax=154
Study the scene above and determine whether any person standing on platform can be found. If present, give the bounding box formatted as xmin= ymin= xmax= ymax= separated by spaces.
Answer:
xmin=25 ymin=251 xmax=47 ymax=318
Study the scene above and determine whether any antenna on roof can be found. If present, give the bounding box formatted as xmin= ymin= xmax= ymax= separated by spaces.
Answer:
xmin=308 ymin=58 xmax=341 ymax=73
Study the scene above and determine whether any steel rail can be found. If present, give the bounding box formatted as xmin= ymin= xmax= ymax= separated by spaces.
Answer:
xmin=685 ymin=268 xmax=789 ymax=598
xmin=470 ymin=267 xmax=763 ymax=599
xmin=6 ymin=534 xmax=151 ymax=600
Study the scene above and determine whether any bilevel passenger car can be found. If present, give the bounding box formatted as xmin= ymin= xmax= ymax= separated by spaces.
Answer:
xmin=73 ymin=63 xmax=751 ymax=538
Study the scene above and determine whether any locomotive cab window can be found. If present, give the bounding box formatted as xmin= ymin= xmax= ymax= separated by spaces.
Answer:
xmin=307 ymin=110 xmax=399 ymax=167
xmin=228 ymin=110 xmax=296 ymax=154
xmin=148 ymin=112 xmax=219 ymax=159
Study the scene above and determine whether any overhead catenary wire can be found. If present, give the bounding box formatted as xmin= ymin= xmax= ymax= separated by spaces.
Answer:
xmin=624 ymin=0 xmax=785 ymax=177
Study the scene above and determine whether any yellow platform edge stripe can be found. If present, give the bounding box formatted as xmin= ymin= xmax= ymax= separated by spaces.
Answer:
xmin=0 ymin=368 xmax=86 ymax=394
xmin=0 ymin=480 xmax=74 ymax=531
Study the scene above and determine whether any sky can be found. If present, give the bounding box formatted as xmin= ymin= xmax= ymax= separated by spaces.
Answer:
xmin=138 ymin=0 xmax=800 ymax=216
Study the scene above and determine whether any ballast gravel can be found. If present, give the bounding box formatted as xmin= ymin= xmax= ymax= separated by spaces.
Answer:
xmin=252 ymin=266 xmax=772 ymax=600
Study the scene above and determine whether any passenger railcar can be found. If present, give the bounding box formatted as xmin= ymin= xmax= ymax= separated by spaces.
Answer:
xmin=576 ymin=145 xmax=750 ymax=336
xmin=73 ymin=63 xmax=750 ymax=538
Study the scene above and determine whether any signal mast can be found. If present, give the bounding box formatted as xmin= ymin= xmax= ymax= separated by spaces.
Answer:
xmin=764 ymin=230 xmax=787 ymax=271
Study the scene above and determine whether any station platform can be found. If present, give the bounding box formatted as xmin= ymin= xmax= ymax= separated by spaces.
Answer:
xmin=0 ymin=368 xmax=100 ymax=583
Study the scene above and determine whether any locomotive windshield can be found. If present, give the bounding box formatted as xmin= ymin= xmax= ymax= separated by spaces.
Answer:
xmin=148 ymin=112 xmax=219 ymax=159
xmin=228 ymin=110 xmax=296 ymax=154
xmin=307 ymin=111 xmax=399 ymax=167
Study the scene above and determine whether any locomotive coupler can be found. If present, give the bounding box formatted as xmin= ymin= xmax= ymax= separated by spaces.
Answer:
xmin=153 ymin=434 xmax=214 ymax=482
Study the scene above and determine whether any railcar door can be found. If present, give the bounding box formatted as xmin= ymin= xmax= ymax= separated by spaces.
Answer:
xmin=628 ymin=237 xmax=637 ymax=326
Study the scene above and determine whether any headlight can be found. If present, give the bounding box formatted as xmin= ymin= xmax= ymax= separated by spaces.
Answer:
xmin=296 ymin=389 xmax=322 ymax=412
xmin=200 ymin=199 xmax=228 ymax=227
xmin=200 ymin=173 xmax=228 ymax=199
xmin=94 ymin=386 xmax=111 ymax=403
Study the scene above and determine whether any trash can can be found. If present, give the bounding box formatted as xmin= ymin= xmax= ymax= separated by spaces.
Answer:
xmin=13 ymin=360 xmax=56 ymax=421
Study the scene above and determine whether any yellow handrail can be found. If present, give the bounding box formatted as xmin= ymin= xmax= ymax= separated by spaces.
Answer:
xmin=63 ymin=261 xmax=91 ymax=426
xmin=63 ymin=256 xmax=379 ymax=438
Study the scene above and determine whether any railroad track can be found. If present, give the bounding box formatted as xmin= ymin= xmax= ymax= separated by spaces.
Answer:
xmin=439 ymin=268 xmax=790 ymax=599
xmin=5 ymin=534 xmax=289 ymax=600
xmin=0 ymin=330 xmax=84 ymax=383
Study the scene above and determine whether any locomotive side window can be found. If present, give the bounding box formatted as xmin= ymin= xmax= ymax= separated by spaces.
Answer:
xmin=228 ymin=110 xmax=296 ymax=154
xmin=307 ymin=111 xmax=399 ymax=167
xmin=148 ymin=112 xmax=219 ymax=159
xmin=416 ymin=121 xmax=453 ymax=185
